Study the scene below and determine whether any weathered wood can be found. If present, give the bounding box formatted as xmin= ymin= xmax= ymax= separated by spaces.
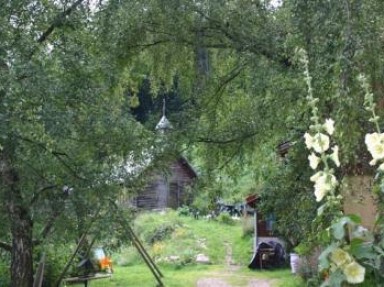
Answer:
xmin=61 ymin=273 xmax=112 ymax=287
xmin=134 ymin=157 xmax=197 ymax=210
xmin=33 ymin=253 xmax=46 ymax=287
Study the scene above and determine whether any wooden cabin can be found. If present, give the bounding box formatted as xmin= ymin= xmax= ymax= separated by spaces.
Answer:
xmin=132 ymin=156 xmax=197 ymax=210
xmin=132 ymin=107 xmax=197 ymax=210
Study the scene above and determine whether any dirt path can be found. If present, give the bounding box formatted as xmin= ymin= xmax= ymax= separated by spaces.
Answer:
xmin=196 ymin=276 xmax=275 ymax=287
xmin=196 ymin=242 xmax=275 ymax=287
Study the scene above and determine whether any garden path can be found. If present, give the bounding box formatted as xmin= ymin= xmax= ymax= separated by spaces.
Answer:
xmin=196 ymin=242 xmax=275 ymax=287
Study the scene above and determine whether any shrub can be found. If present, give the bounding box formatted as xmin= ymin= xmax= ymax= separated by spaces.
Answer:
xmin=241 ymin=215 xmax=254 ymax=237
xmin=38 ymin=244 xmax=72 ymax=287
xmin=179 ymin=248 xmax=195 ymax=265
xmin=216 ymin=212 xmax=235 ymax=225
xmin=0 ymin=261 xmax=10 ymax=286
xmin=177 ymin=205 xmax=192 ymax=217
xmin=134 ymin=211 xmax=182 ymax=244
xmin=113 ymin=245 xmax=142 ymax=267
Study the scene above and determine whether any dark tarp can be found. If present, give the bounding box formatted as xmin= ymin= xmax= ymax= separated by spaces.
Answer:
xmin=248 ymin=241 xmax=286 ymax=269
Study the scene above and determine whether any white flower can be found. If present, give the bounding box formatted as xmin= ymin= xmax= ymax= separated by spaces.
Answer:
xmin=369 ymin=159 xmax=378 ymax=166
xmin=310 ymin=171 xmax=323 ymax=182
xmin=379 ymin=163 xmax=384 ymax=172
xmin=330 ymin=146 xmax=340 ymax=167
xmin=313 ymin=173 xmax=337 ymax=202
xmin=312 ymin=133 xmax=330 ymax=153
xmin=314 ymin=183 xmax=328 ymax=202
xmin=323 ymin=118 xmax=335 ymax=135
xmin=308 ymin=153 xmax=320 ymax=169
xmin=330 ymin=248 xmax=352 ymax=267
xmin=343 ymin=261 xmax=365 ymax=284
xmin=365 ymin=132 xmax=384 ymax=162
xmin=304 ymin=132 xmax=315 ymax=150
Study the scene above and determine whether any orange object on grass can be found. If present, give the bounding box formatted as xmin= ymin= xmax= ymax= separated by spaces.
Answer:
xmin=99 ymin=257 xmax=113 ymax=271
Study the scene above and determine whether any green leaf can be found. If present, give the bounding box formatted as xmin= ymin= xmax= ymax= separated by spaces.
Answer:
xmin=350 ymin=240 xmax=375 ymax=260
xmin=319 ymin=243 xmax=337 ymax=271
xmin=347 ymin=214 xmax=362 ymax=224
xmin=327 ymin=269 xmax=345 ymax=287
xmin=332 ymin=217 xmax=351 ymax=240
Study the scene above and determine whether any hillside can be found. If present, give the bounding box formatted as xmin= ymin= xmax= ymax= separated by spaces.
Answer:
xmin=88 ymin=210 xmax=304 ymax=287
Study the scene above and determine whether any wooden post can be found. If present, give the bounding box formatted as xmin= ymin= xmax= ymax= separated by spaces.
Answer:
xmin=254 ymin=211 xmax=258 ymax=255
xmin=33 ymin=253 xmax=46 ymax=287
xmin=109 ymin=200 xmax=164 ymax=286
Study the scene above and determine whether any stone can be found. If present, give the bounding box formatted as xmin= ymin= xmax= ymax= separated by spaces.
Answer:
xmin=196 ymin=253 xmax=210 ymax=264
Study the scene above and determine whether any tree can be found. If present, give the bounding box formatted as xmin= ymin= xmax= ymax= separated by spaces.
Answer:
xmin=3 ymin=0 xmax=384 ymax=285
xmin=0 ymin=1 xmax=156 ymax=285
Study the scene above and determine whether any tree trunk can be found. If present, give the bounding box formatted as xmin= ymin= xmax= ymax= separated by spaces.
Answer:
xmin=9 ymin=200 xmax=34 ymax=287
xmin=1 ymin=152 xmax=34 ymax=287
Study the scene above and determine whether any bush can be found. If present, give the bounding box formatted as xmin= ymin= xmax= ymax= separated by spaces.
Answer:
xmin=177 ymin=205 xmax=192 ymax=217
xmin=134 ymin=211 xmax=182 ymax=244
xmin=148 ymin=224 xmax=175 ymax=244
xmin=0 ymin=261 xmax=10 ymax=286
xmin=216 ymin=212 xmax=235 ymax=225
xmin=113 ymin=245 xmax=142 ymax=267
xmin=241 ymin=215 xmax=254 ymax=237
xmin=38 ymin=244 xmax=72 ymax=287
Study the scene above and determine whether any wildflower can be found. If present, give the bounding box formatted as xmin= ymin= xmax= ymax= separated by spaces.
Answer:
xmin=323 ymin=118 xmax=335 ymax=135
xmin=308 ymin=153 xmax=320 ymax=169
xmin=365 ymin=133 xmax=384 ymax=163
xmin=330 ymin=248 xmax=352 ymax=267
xmin=343 ymin=262 xmax=365 ymax=284
xmin=312 ymin=133 xmax=330 ymax=153
xmin=330 ymin=146 xmax=340 ymax=167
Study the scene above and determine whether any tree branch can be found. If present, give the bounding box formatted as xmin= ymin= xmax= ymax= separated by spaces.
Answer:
xmin=33 ymin=210 xmax=62 ymax=246
xmin=18 ymin=136 xmax=87 ymax=181
xmin=218 ymin=142 xmax=244 ymax=170
xmin=196 ymin=131 xmax=258 ymax=145
xmin=192 ymin=8 xmax=291 ymax=67
xmin=30 ymin=185 xmax=58 ymax=206
xmin=210 ymin=62 xmax=247 ymax=107
xmin=37 ymin=0 xmax=86 ymax=43
xmin=126 ymin=40 xmax=171 ymax=49
xmin=0 ymin=241 xmax=12 ymax=252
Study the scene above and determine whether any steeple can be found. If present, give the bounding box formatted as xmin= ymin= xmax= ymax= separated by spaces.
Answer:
xmin=155 ymin=98 xmax=173 ymax=132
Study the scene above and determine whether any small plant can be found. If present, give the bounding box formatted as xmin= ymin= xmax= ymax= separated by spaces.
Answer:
xmin=113 ymin=245 xmax=142 ymax=267
xmin=216 ymin=212 xmax=235 ymax=225
xmin=134 ymin=211 xmax=182 ymax=244
xmin=179 ymin=249 xmax=196 ymax=266
xmin=177 ymin=205 xmax=192 ymax=217
xmin=0 ymin=261 xmax=10 ymax=286
xmin=148 ymin=224 xmax=175 ymax=244
xmin=241 ymin=215 xmax=254 ymax=237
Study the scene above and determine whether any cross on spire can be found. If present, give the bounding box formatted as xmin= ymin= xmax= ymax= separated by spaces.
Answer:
xmin=155 ymin=97 xmax=173 ymax=132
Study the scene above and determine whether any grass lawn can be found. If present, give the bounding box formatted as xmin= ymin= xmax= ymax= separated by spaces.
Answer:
xmin=68 ymin=264 xmax=305 ymax=287
xmin=62 ymin=211 xmax=305 ymax=287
